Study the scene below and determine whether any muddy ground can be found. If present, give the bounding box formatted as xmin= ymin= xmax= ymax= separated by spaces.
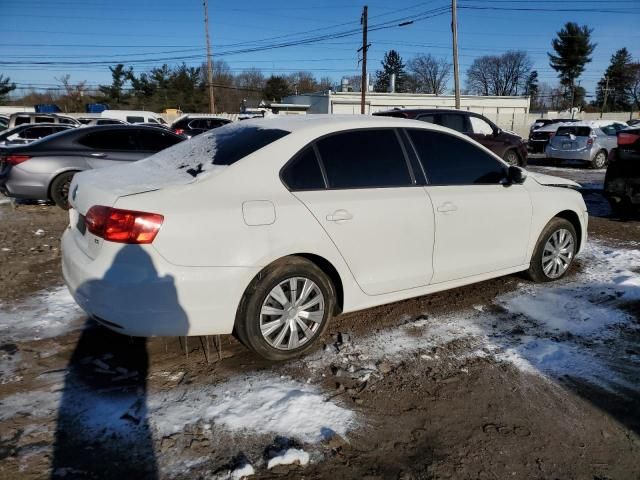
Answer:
xmin=0 ymin=161 xmax=639 ymax=480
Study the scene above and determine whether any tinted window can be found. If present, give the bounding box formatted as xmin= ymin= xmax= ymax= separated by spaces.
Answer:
xmin=316 ymin=129 xmax=411 ymax=189
xmin=407 ymin=129 xmax=506 ymax=185
xmin=35 ymin=116 xmax=53 ymax=123
xmin=209 ymin=126 xmax=290 ymax=165
xmin=78 ymin=130 xmax=138 ymax=150
xmin=438 ymin=114 xmax=467 ymax=132
xmin=97 ymin=119 xmax=122 ymax=125
xmin=556 ymin=126 xmax=591 ymax=137
xmin=147 ymin=118 xmax=158 ymax=124
xmin=58 ymin=117 xmax=75 ymax=124
xmin=78 ymin=118 xmax=92 ymax=125
xmin=137 ymin=129 xmax=183 ymax=151
xmin=15 ymin=116 xmax=30 ymax=126
xmin=417 ymin=114 xmax=436 ymax=124
xmin=22 ymin=127 xmax=53 ymax=139
xmin=126 ymin=116 xmax=145 ymax=123
xmin=281 ymin=147 xmax=325 ymax=191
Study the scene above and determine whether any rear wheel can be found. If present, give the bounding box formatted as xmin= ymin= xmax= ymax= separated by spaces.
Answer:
xmin=525 ymin=218 xmax=577 ymax=283
xmin=590 ymin=150 xmax=607 ymax=169
xmin=234 ymin=257 xmax=335 ymax=360
xmin=50 ymin=172 xmax=76 ymax=210
xmin=503 ymin=149 xmax=520 ymax=166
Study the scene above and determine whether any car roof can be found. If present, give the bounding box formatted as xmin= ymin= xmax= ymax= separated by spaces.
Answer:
xmin=232 ymin=113 xmax=462 ymax=137
xmin=557 ymin=120 xmax=624 ymax=128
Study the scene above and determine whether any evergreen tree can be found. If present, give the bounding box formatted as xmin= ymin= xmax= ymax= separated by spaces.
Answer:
xmin=374 ymin=50 xmax=408 ymax=93
xmin=263 ymin=76 xmax=291 ymax=102
xmin=524 ymin=70 xmax=539 ymax=106
xmin=0 ymin=74 xmax=16 ymax=102
xmin=548 ymin=22 xmax=596 ymax=108
xmin=595 ymin=48 xmax=634 ymax=112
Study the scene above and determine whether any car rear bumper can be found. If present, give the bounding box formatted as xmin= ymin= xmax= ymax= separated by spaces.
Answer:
xmin=545 ymin=145 xmax=593 ymax=162
xmin=61 ymin=227 xmax=261 ymax=337
xmin=0 ymin=165 xmax=50 ymax=200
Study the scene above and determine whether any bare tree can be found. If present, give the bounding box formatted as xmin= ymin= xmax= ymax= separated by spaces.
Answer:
xmin=56 ymin=74 xmax=87 ymax=112
xmin=408 ymin=54 xmax=451 ymax=95
xmin=466 ymin=51 xmax=533 ymax=96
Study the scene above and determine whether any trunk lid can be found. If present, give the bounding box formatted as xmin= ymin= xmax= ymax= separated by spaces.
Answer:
xmin=550 ymin=126 xmax=593 ymax=151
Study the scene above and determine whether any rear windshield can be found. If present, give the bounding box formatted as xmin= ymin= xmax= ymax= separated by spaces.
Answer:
xmin=139 ymin=123 xmax=289 ymax=178
xmin=556 ymin=126 xmax=591 ymax=137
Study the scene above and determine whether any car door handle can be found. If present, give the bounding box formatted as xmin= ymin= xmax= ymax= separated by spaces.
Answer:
xmin=437 ymin=202 xmax=458 ymax=213
xmin=326 ymin=209 xmax=353 ymax=222
xmin=90 ymin=152 xmax=107 ymax=158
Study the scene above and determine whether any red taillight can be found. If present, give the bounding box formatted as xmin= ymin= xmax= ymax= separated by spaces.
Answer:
xmin=174 ymin=128 xmax=185 ymax=135
xmin=586 ymin=137 xmax=594 ymax=147
xmin=618 ymin=132 xmax=640 ymax=145
xmin=4 ymin=155 xmax=31 ymax=165
xmin=85 ymin=206 xmax=163 ymax=244
xmin=549 ymin=132 xmax=555 ymax=138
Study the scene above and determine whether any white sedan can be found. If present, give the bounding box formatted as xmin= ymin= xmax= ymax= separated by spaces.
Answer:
xmin=62 ymin=115 xmax=588 ymax=360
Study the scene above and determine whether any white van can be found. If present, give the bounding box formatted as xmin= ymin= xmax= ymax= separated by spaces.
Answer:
xmin=101 ymin=110 xmax=167 ymax=125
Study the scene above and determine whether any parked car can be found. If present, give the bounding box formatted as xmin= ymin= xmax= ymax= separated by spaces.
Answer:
xmin=101 ymin=109 xmax=167 ymax=125
xmin=0 ymin=125 xmax=184 ymax=209
xmin=77 ymin=117 xmax=128 ymax=126
xmin=528 ymin=119 xmax=580 ymax=153
xmin=61 ymin=115 xmax=587 ymax=360
xmin=604 ymin=126 xmax=640 ymax=215
xmin=170 ymin=115 xmax=232 ymax=138
xmin=0 ymin=115 xmax=8 ymax=131
xmin=546 ymin=121 xmax=629 ymax=169
xmin=0 ymin=124 xmax=75 ymax=146
xmin=7 ymin=112 xmax=80 ymax=129
xmin=529 ymin=118 xmax=578 ymax=133
xmin=627 ymin=119 xmax=640 ymax=127
xmin=373 ymin=108 xmax=527 ymax=166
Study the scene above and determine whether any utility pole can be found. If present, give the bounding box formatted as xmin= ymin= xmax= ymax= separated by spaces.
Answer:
xmin=203 ymin=0 xmax=215 ymax=113
xmin=451 ymin=0 xmax=461 ymax=109
xmin=360 ymin=5 xmax=368 ymax=114
xmin=600 ymin=75 xmax=610 ymax=119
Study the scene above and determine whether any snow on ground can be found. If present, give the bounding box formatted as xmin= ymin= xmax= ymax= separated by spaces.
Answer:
xmin=0 ymin=286 xmax=84 ymax=342
xmin=267 ymin=448 xmax=309 ymax=469
xmin=309 ymin=242 xmax=640 ymax=394
xmin=149 ymin=373 xmax=354 ymax=443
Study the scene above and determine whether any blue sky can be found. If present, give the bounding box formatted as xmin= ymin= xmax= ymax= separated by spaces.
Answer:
xmin=1 ymin=0 xmax=639 ymax=99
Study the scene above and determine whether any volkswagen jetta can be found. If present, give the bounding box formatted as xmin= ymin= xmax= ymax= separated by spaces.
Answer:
xmin=62 ymin=115 xmax=588 ymax=360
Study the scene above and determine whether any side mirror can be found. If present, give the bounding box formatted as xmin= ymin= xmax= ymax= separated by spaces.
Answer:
xmin=507 ymin=165 xmax=527 ymax=184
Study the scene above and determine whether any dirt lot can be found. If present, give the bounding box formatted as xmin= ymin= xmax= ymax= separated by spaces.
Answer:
xmin=0 ymin=163 xmax=639 ymax=480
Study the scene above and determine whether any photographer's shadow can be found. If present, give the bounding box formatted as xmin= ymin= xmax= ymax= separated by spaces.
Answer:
xmin=52 ymin=245 xmax=188 ymax=479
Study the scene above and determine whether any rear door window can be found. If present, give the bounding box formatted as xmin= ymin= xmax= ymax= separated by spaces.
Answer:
xmin=281 ymin=147 xmax=325 ymax=191
xmin=15 ymin=116 xmax=31 ymax=125
xmin=407 ymin=128 xmax=506 ymax=185
xmin=78 ymin=130 xmax=138 ymax=150
xmin=136 ymin=129 xmax=183 ymax=151
xmin=315 ymin=129 xmax=412 ymax=189
xmin=438 ymin=114 xmax=468 ymax=133
xmin=22 ymin=127 xmax=52 ymax=139
xmin=35 ymin=116 xmax=53 ymax=123
xmin=126 ymin=116 xmax=145 ymax=123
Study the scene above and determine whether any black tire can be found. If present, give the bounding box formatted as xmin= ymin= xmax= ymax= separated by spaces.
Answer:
xmin=234 ymin=256 xmax=335 ymax=361
xmin=590 ymin=149 xmax=607 ymax=169
xmin=50 ymin=172 xmax=76 ymax=210
xmin=503 ymin=149 xmax=520 ymax=166
xmin=525 ymin=217 xmax=577 ymax=283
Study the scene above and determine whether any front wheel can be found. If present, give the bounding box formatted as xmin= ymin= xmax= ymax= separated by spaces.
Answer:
xmin=525 ymin=218 xmax=577 ymax=283
xmin=50 ymin=172 xmax=76 ymax=210
xmin=503 ymin=149 xmax=520 ymax=166
xmin=234 ymin=257 xmax=335 ymax=360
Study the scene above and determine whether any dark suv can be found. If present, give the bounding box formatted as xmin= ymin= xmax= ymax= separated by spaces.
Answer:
xmin=373 ymin=108 xmax=527 ymax=166
xmin=171 ymin=115 xmax=232 ymax=138
xmin=604 ymin=127 xmax=640 ymax=215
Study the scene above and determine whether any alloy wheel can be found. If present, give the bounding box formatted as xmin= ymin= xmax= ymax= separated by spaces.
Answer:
xmin=541 ymin=228 xmax=575 ymax=279
xmin=593 ymin=152 xmax=606 ymax=169
xmin=505 ymin=150 xmax=519 ymax=166
xmin=259 ymin=277 xmax=325 ymax=350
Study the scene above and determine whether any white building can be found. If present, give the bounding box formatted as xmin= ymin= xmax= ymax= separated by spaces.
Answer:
xmin=282 ymin=91 xmax=532 ymax=135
